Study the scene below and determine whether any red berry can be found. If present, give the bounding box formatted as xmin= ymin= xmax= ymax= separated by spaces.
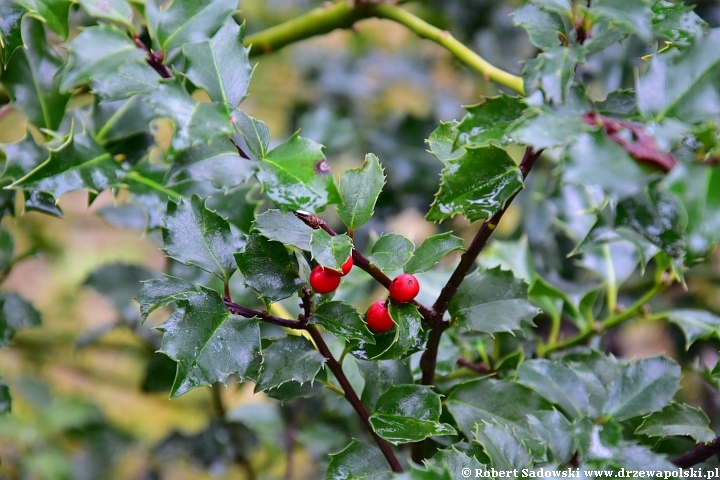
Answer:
xmin=310 ymin=265 xmax=341 ymax=294
xmin=366 ymin=301 xmax=394 ymax=333
xmin=389 ymin=273 xmax=420 ymax=303
xmin=326 ymin=256 xmax=353 ymax=277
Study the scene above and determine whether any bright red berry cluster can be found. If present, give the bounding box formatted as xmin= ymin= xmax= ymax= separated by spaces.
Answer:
xmin=365 ymin=273 xmax=420 ymax=333
xmin=309 ymin=256 xmax=353 ymax=294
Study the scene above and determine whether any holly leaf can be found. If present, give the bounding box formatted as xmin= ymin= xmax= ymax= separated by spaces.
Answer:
xmin=337 ymin=153 xmax=385 ymax=231
xmin=427 ymin=145 xmax=524 ymax=223
xmin=309 ymin=301 xmax=375 ymax=344
xmin=183 ymin=19 xmax=252 ymax=110
xmin=511 ymin=3 xmax=566 ymax=51
xmin=90 ymin=96 xmax=157 ymax=144
xmin=522 ymin=46 xmax=586 ymax=105
xmin=474 ymin=422 xmax=533 ymax=471
xmin=637 ymin=29 xmax=720 ymax=123
xmin=231 ymin=110 xmax=269 ymax=159
xmin=326 ymin=440 xmax=393 ymax=480
xmin=146 ymin=79 xmax=233 ymax=153
xmin=234 ymin=234 xmax=303 ymax=303
xmin=10 ymin=124 xmax=122 ymax=199
xmin=603 ymin=356 xmax=681 ymax=421
xmin=350 ymin=302 xmax=424 ymax=361
xmin=135 ymin=275 xmax=198 ymax=323
xmin=449 ymin=267 xmax=540 ymax=334
xmin=60 ymin=24 xmax=146 ymax=92
xmin=369 ymin=385 xmax=456 ymax=445
xmin=525 ymin=410 xmax=575 ymax=465
xmin=1 ymin=132 xmax=48 ymax=182
xmin=4 ymin=17 xmax=69 ymax=131
xmin=636 ymin=403 xmax=714 ymax=443
xmin=591 ymin=0 xmax=653 ymax=42
xmin=256 ymin=133 xmax=340 ymax=214
xmin=13 ymin=0 xmax=71 ymax=39
xmin=426 ymin=121 xmax=463 ymax=163
xmin=404 ymin=232 xmax=465 ymax=274
xmin=513 ymin=109 xmax=592 ymax=149
xmin=454 ymin=94 xmax=527 ymax=147
xmin=427 ymin=448 xmax=486 ymax=478
xmin=255 ymin=335 xmax=326 ymax=393
xmin=163 ymin=195 xmax=237 ymax=282
xmin=252 ymin=209 xmax=315 ymax=251
xmin=0 ymin=292 xmax=41 ymax=347
xmin=0 ymin=1 xmax=26 ymax=65
xmin=651 ymin=1 xmax=706 ymax=47
xmin=77 ymin=0 xmax=133 ymax=27
xmin=90 ymin=61 xmax=159 ymax=102
xmin=151 ymin=0 xmax=237 ymax=50
xmin=24 ymin=190 xmax=62 ymax=217
xmin=367 ymin=233 xmax=414 ymax=271
xmin=157 ymin=286 xmax=260 ymax=398
xmin=357 ymin=359 xmax=413 ymax=413
xmin=310 ymin=229 xmax=353 ymax=271
xmin=663 ymin=309 xmax=720 ymax=348
xmin=517 ymin=359 xmax=590 ymax=419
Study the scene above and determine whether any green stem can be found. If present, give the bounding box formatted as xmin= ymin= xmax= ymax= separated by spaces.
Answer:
xmin=244 ymin=2 xmax=525 ymax=94
xmin=124 ymin=171 xmax=182 ymax=201
xmin=603 ymin=244 xmax=617 ymax=315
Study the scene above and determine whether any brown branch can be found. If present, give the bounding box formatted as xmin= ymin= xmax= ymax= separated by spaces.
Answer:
xmin=582 ymin=112 xmax=676 ymax=172
xmin=133 ymin=35 xmax=173 ymax=79
xmin=673 ymin=437 xmax=720 ymax=468
xmin=223 ymin=299 xmax=306 ymax=329
xmin=456 ymin=357 xmax=491 ymax=375
xmin=306 ymin=325 xmax=403 ymax=472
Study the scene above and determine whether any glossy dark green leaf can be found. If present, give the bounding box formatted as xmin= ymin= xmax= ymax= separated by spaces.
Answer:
xmin=449 ymin=267 xmax=539 ymax=334
xmin=404 ymin=232 xmax=464 ymax=274
xmin=4 ymin=18 xmax=69 ymax=130
xmin=350 ymin=302 xmax=424 ymax=361
xmin=146 ymin=79 xmax=233 ymax=153
xmin=369 ymin=385 xmax=455 ymax=445
xmin=234 ymin=234 xmax=303 ymax=303
xmin=60 ymin=25 xmax=146 ymax=91
xmin=0 ymin=1 xmax=25 ymax=65
xmin=325 ymin=439 xmax=393 ymax=480
xmin=309 ymin=301 xmax=374 ymax=344
xmin=614 ymin=444 xmax=678 ymax=472
xmin=525 ymin=410 xmax=575 ymax=464
xmin=445 ymin=377 xmax=551 ymax=438
xmin=427 ymin=448 xmax=486 ymax=477
xmin=90 ymin=61 xmax=159 ymax=102
xmin=10 ymin=125 xmax=121 ymax=199
xmin=13 ymin=0 xmax=70 ymax=39
xmin=616 ymin=189 xmax=687 ymax=258
xmin=517 ymin=360 xmax=589 ymax=419
xmin=157 ymin=286 xmax=260 ymax=398
xmin=663 ymin=309 xmax=720 ymax=347
xmin=264 ymin=369 xmax=326 ymax=402
xmin=0 ymin=292 xmax=41 ymax=347
xmin=231 ymin=110 xmax=269 ymax=159
xmin=0 ymin=228 xmax=13 ymax=272
xmin=511 ymin=3 xmax=565 ymax=51
xmin=1 ymin=132 xmax=48 ymax=182
xmin=427 ymin=145 xmax=523 ymax=223
xmin=337 ymin=153 xmax=385 ymax=231
xmin=426 ymin=121 xmax=463 ymax=163
xmin=533 ymin=0 xmax=572 ymax=13
xmin=574 ymin=417 xmax=623 ymax=462
xmin=651 ymin=1 xmax=706 ymax=47
xmin=637 ymin=29 xmax=720 ymax=123
xmin=603 ymin=356 xmax=681 ymax=421
xmin=135 ymin=275 xmax=198 ymax=323
xmin=24 ymin=190 xmax=62 ymax=217
xmin=152 ymin=0 xmax=237 ymax=50
xmin=591 ymin=0 xmax=653 ymax=42
xmin=357 ymin=359 xmax=413 ymax=413
xmin=0 ymin=377 xmax=10 ymax=414
xmin=397 ymin=463 xmax=453 ymax=480
xmin=77 ymin=0 xmax=133 ymax=27
xmin=123 ymin=168 xmax=174 ymax=229
xmin=310 ymin=229 xmax=353 ymax=272
xmin=252 ymin=209 xmax=314 ymax=251
xmin=636 ymin=403 xmax=714 ymax=443
xmin=513 ymin=110 xmax=591 ymax=149
xmin=255 ymin=335 xmax=326 ymax=393
xmin=165 ymin=136 xmax=255 ymax=191
xmin=163 ymin=195 xmax=237 ymax=282
xmin=207 ymin=184 xmax=261 ymax=235
xmin=91 ymin=96 xmax=157 ymax=144
xmin=563 ymin=351 xmax=623 ymax=419
xmin=474 ymin=422 xmax=532 ymax=471
xmin=454 ymin=94 xmax=527 ymax=147
xmin=522 ymin=46 xmax=586 ymax=105
xmin=367 ymin=233 xmax=414 ymax=271
xmin=183 ymin=19 xmax=251 ymax=110
xmin=256 ymin=133 xmax=340 ymax=214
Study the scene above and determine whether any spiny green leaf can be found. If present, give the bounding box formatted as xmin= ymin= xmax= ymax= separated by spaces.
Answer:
xmin=77 ymin=0 xmax=133 ymax=27
xmin=427 ymin=145 xmax=523 ymax=223
xmin=135 ymin=275 xmax=198 ymax=323
xmin=231 ymin=110 xmax=269 ymax=159
xmin=0 ymin=1 xmax=26 ymax=65
xmin=664 ymin=309 xmax=720 ymax=348
xmin=325 ymin=440 xmax=393 ymax=480
xmin=309 ymin=301 xmax=375 ymax=344
xmin=454 ymin=94 xmax=527 ymax=147
xmin=234 ymin=234 xmax=303 ymax=303
xmin=427 ymin=448 xmax=486 ymax=478
xmin=1 ymin=132 xmax=48 ymax=182
xmin=522 ymin=46 xmax=586 ymax=105
xmin=163 ymin=195 xmax=237 ymax=282
xmin=256 ymin=133 xmax=340 ymax=214
xmin=4 ymin=18 xmax=69 ymax=130
xmin=310 ymin=229 xmax=353 ymax=271
xmin=426 ymin=121 xmax=463 ymax=163
xmin=449 ymin=267 xmax=539 ymax=334
xmin=0 ymin=292 xmax=41 ymax=347
xmin=207 ymin=184 xmax=261 ymax=235
xmin=525 ymin=410 xmax=575 ymax=465
xmin=183 ymin=19 xmax=252 ymax=110
xmin=90 ymin=61 xmax=159 ymax=102
xmin=513 ymin=109 xmax=592 ymax=149
xmin=404 ymin=232 xmax=465 ymax=274
xmin=511 ymin=3 xmax=566 ymax=51
xmin=636 ymin=403 xmax=714 ymax=443
xmin=369 ymin=385 xmax=456 ymax=445
xmin=337 ymin=153 xmax=385 ymax=231
xmin=591 ymin=0 xmax=653 ymax=42
xmin=13 ymin=0 xmax=70 ymax=39
xmin=255 ymin=335 xmax=326 ymax=393
xmin=157 ymin=286 xmax=260 ymax=398
xmin=91 ymin=96 xmax=157 ymax=144
xmin=637 ymin=29 xmax=720 ymax=123
xmin=367 ymin=233 xmax=414 ymax=271
xmin=350 ymin=302 xmax=424 ymax=361
xmin=474 ymin=422 xmax=533 ymax=471
xmin=357 ymin=359 xmax=413 ymax=413
xmin=151 ymin=0 xmax=237 ymax=50
xmin=252 ymin=209 xmax=314 ymax=251
xmin=24 ymin=190 xmax=61 ymax=217
xmin=517 ymin=359 xmax=590 ymax=419
xmin=651 ymin=0 xmax=706 ymax=47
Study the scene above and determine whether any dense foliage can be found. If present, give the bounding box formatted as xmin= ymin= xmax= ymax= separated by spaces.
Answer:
xmin=1 ymin=0 xmax=720 ymax=478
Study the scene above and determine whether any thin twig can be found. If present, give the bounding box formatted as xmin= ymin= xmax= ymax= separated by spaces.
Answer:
xmin=673 ymin=437 xmax=720 ymax=468
xmin=456 ymin=357 xmax=491 ymax=375
xmin=133 ymin=35 xmax=172 ymax=79
xmin=223 ymin=299 xmax=307 ymax=329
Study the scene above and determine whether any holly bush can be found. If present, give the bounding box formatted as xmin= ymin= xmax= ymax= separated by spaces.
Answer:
xmin=1 ymin=0 xmax=720 ymax=478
